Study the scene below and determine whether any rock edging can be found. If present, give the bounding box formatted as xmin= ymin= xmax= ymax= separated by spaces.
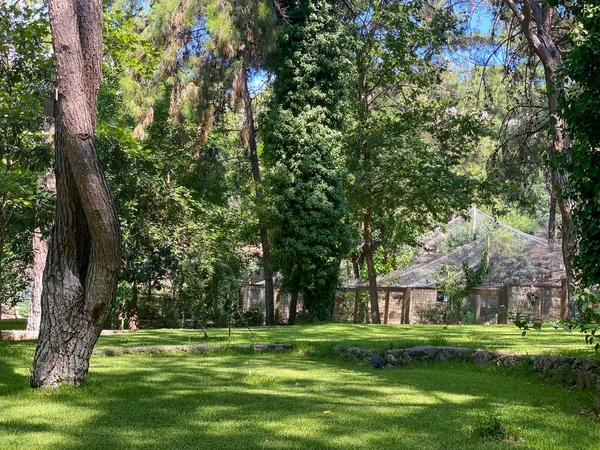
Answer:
xmin=333 ymin=345 xmax=600 ymax=409
xmin=1 ymin=329 xmax=141 ymax=341
xmin=93 ymin=343 xmax=292 ymax=356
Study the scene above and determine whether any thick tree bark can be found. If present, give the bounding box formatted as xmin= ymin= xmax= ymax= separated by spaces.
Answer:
xmin=241 ymin=63 xmax=275 ymax=325
xmin=502 ymin=0 xmax=577 ymax=318
xmin=363 ymin=206 xmax=381 ymax=324
xmin=31 ymin=0 xmax=121 ymax=387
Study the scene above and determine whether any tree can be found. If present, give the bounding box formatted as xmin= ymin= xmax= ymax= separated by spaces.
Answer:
xmin=31 ymin=0 xmax=121 ymax=387
xmin=204 ymin=0 xmax=278 ymax=325
xmin=343 ymin=0 xmax=484 ymax=323
xmin=0 ymin=1 xmax=53 ymax=334
xmin=499 ymin=0 xmax=577 ymax=318
xmin=556 ymin=0 xmax=600 ymax=347
xmin=557 ymin=0 xmax=600 ymax=290
xmin=263 ymin=0 xmax=353 ymax=321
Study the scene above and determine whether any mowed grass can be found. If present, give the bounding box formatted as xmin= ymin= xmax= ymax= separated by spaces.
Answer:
xmin=93 ymin=323 xmax=600 ymax=357
xmin=0 ymin=342 xmax=598 ymax=450
xmin=3 ymin=321 xmax=596 ymax=357
xmin=1 ymin=324 xmax=600 ymax=449
xmin=1 ymin=319 xmax=26 ymax=330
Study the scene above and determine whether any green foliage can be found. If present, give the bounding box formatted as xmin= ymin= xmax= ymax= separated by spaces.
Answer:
xmin=344 ymin=0 xmax=486 ymax=274
xmin=556 ymin=0 xmax=600 ymax=291
xmin=433 ymin=252 xmax=491 ymax=324
xmin=0 ymin=1 xmax=53 ymax=308
xmin=239 ymin=305 xmax=264 ymax=327
xmin=263 ymin=0 xmax=353 ymax=320
xmin=498 ymin=211 xmax=539 ymax=235
xmin=568 ymin=288 xmax=600 ymax=351
xmin=0 ymin=240 xmax=30 ymax=306
xmin=96 ymin=3 xmax=255 ymax=329
xmin=178 ymin=260 xmax=241 ymax=327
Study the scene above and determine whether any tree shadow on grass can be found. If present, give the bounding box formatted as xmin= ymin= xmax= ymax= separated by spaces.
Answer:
xmin=2 ymin=354 xmax=595 ymax=450
xmin=0 ymin=342 xmax=34 ymax=396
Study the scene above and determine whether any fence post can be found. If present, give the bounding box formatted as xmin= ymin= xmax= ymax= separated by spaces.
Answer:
xmin=275 ymin=289 xmax=281 ymax=323
xmin=353 ymin=289 xmax=360 ymax=323
xmin=403 ymin=287 xmax=412 ymax=324
xmin=475 ymin=293 xmax=481 ymax=324
xmin=560 ymin=278 xmax=568 ymax=320
xmin=497 ymin=284 xmax=509 ymax=324
xmin=384 ymin=290 xmax=390 ymax=324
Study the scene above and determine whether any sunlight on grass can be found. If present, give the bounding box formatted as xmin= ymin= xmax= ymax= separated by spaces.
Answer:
xmin=1 ymin=325 xmax=598 ymax=449
xmin=0 ymin=346 xmax=598 ymax=449
xmin=88 ymin=323 xmax=600 ymax=357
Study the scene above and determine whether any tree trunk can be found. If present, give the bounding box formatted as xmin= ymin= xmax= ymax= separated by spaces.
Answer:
xmin=28 ymin=173 xmax=55 ymax=333
xmin=241 ymin=63 xmax=274 ymax=326
xmin=548 ymin=173 xmax=557 ymax=241
xmin=503 ymin=0 xmax=577 ymax=318
xmin=27 ymin=228 xmax=48 ymax=332
xmin=128 ymin=281 xmax=139 ymax=331
xmin=0 ymin=203 xmax=5 ymax=337
xmin=363 ymin=206 xmax=381 ymax=324
xmin=351 ymin=252 xmax=361 ymax=323
xmin=288 ymin=292 xmax=298 ymax=325
xmin=31 ymin=0 xmax=121 ymax=388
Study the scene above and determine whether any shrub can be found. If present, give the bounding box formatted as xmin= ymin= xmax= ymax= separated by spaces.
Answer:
xmin=239 ymin=306 xmax=264 ymax=327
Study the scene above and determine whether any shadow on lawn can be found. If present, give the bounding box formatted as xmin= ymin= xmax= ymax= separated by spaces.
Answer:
xmin=0 ymin=342 xmax=34 ymax=396
xmin=3 ymin=354 xmax=595 ymax=450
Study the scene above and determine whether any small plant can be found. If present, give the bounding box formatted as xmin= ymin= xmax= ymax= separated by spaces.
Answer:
xmin=428 ymin=332 xmax=448 ymax=347
xmin=470 ymin=412 xmax=506 ymax=442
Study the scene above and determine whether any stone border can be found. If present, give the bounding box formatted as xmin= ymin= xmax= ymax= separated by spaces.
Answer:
xmin=334 ymin=345 xmax=600 ymax=410
xmin=93 ymin=343 xmax=292 ymax=356
xmin=1 ymin=329 xmax=141 ymax=341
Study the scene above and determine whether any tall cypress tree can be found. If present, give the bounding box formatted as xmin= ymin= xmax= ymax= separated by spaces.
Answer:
xmin=263 ymin=0 xmax=352 ymax=321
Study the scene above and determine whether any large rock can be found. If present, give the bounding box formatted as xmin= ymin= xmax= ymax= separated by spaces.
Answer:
xmin=385 ymin=346 xmax=469 ymax=367
xmin=333 ymin=346 xmax=375 ymax=364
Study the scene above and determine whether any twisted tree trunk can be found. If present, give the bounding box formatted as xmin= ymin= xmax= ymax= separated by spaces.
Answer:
xmin=31 ymin=0 xmax=121 ymax=387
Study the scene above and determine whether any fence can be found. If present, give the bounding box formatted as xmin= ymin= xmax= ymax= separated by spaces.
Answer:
xmin=242 ymin=279 xmax=568 ymax=325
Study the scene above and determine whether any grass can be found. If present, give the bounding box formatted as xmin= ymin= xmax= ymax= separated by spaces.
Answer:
xmin=1 ymin=345 xmax=599 ymax=449
xmin=3 ymin=322 xmax=596 ymax=357
xmin=91 ymin=323 xmax=600 ymax=357
xmin=1 ymin=319 xmax=26 ymax=330
xmin=0 ymin=324 xmax=599 ymax=449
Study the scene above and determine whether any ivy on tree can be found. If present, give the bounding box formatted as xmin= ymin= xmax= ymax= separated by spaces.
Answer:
xmin=263 ymin=0 xmax=353 ymax=321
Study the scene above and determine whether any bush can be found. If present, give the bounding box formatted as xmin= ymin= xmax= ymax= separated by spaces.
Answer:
xmin=415 ymin=303 xmax=450 ymax=324
xmin=239 ymin=306 xmax=264 ymax=327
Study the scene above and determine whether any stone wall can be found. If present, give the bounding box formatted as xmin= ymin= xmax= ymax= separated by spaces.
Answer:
xmin=334 ymin=345 xmax=600 ymax=410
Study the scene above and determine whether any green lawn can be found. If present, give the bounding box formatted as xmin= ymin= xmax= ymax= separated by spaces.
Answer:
xmin=1 ymin=324 xmax=599 ymax=449
xmin=1 ymin=319 xmax=27 ymax=330
xmin=3 ymin=322 xmax=596 ymax=357
xmin=93 ymin=324 xmax=599 ymax=357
